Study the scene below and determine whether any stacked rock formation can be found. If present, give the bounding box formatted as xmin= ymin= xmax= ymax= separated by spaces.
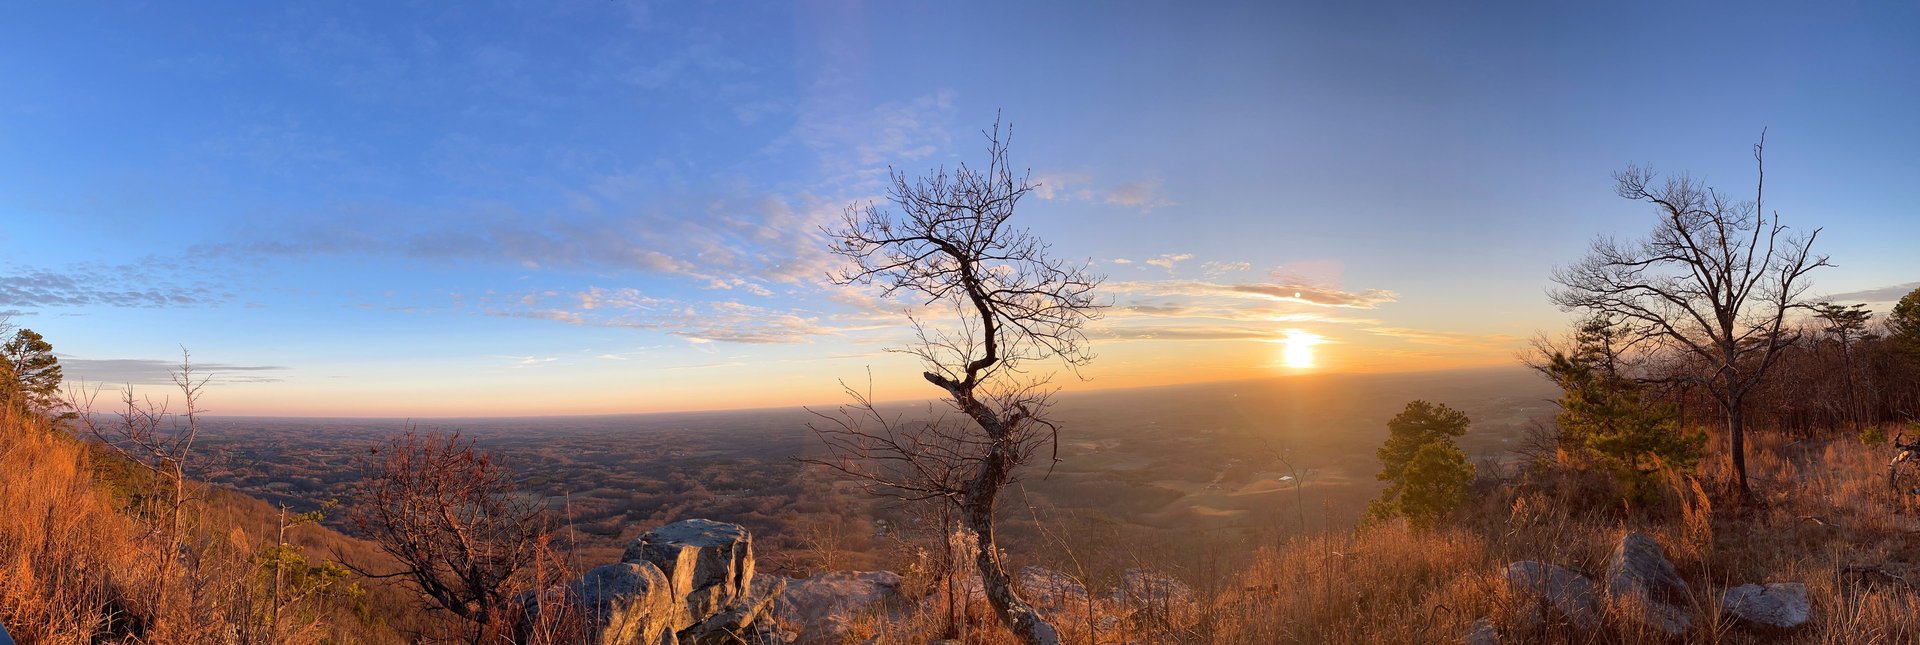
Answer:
xmin=525 ymin=519 xmax=785 ymax=645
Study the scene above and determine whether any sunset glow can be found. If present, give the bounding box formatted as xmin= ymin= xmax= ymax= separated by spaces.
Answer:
xmin=1279 ymin=330 xmax=1323 ymax=369
xmin=0 ymin=4 xmax=1913 ymax=416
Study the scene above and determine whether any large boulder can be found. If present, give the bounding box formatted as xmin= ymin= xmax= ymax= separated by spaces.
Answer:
xmin=1720 ymin=582 xmax=1810 ymax=629
xmin=1505 ymin=561 xmax=1600 ymax=631
xmin=627 ymin=519 xmax=757 ymax=631
xmin=534 ymin=561 xmax=677 ymax=645
xmin=684 ymin=575 xmax=788 ymax=645
xmin=1605 ymin=532 xmax=1695 ymax=635
xmin=772 ymin=571 xmax=905 ymax=645
xmin=1605 ymin=532 xmax=1696 ymax=636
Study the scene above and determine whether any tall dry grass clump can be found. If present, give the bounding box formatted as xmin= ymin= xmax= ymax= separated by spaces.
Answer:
xmin=0 ymin=402 xmax=177 ymax=641
xmin=1208 ymin=522 xmax=1499 ymax=643
xmin=1194 ymin=423 xmax=1920 ymax=644
xmin=0 ymin=403 xmax=393 ymax=643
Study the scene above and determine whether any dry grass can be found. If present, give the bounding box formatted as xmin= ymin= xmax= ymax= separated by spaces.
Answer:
xmin=13 ymin=391 xmax=1920 ymax=643
xmin=0 ymin=404 xmax=182 ymax=643
xmin=1197 ymin=425 xmax=1920 ymax=644
xmin=0 ymin=406 xmax=418 ymax=643
xmin=846 ymin=424 xmax=1920 ymax=643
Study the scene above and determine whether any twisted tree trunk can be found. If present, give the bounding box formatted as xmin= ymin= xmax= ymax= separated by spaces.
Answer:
xmin=933 ymin=374 xmax=1061 ymax=645
xmin=954 ymin=388 xmax=1061 ymax=644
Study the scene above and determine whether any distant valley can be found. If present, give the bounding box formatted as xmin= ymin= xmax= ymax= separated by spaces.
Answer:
xmin=187 ymin=367 xmax=1559 ymax=574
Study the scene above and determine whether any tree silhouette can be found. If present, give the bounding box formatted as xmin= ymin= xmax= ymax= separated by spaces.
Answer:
xmin=807 ymin=117 xmax=1102 ymax=645
xmin=2 ymin=327 xmax=66 ymax=417
xmin=1551 ymin=134 xmax=1829 ymax=499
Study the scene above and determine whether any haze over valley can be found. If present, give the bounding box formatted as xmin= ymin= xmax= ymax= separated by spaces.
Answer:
xmin=187 ymin=368 xmax=1559 ymax=572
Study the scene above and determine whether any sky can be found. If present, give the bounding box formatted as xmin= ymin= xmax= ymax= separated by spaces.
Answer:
xmin=1 ymin=1 xmax=1915 ymax=416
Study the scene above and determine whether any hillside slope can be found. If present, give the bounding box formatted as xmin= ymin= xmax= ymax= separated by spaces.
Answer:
xmin=0 ymin=404 xmax=434 ymax=644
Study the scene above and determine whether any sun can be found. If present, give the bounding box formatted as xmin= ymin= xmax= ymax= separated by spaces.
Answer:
xmin=1279 ymin=329 xmax=1323 ymax=369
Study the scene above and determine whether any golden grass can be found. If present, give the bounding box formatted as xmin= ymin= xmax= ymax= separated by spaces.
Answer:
xmin=848 ymin=425 xmax=1920 ymax=643
xmin=13 ymin=392 xmax=1920 ymax=644
xmin=0 ymin=405 xmax=420 ymax=643
xmin=0 ymin=404 xmax=174 ymax=642
xmin=1196 ymin=426 xmax=1920 ymax=644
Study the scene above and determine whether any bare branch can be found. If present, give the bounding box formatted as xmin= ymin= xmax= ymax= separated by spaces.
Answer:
xmin=1549 ymin=136 xmax=1830 ymax=498
xmin=808 ymin=116 xmax=1093 ymax=645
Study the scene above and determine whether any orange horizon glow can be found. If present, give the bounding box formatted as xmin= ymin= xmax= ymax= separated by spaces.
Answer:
xmin=130 ymin=334 xmax=1528 ymax=418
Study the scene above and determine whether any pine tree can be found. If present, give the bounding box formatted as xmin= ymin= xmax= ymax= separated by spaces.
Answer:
xmin=1367 ymin=400 xmax=1475 ymax=529
xmin=2 ymin=328 xmax=66 ymax=417
xmin=1543 ymin=319 xmax=1704 ymax=502
xmin=1890 ymin=287 xmax=1920 ymax=360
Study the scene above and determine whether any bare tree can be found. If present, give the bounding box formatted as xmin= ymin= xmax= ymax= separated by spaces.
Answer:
xmin=72 ymin=349 xmax=209 ymax=583
xmin=1258 ymin=438 xmax=1310 ymax=534
xmin=808 ymin=118 xmax=1102 ymax=645
xmin=1550 ymin=133 xmax=1830 ymax=499
xmin=347 ymin=428 xmax=548 ymax=640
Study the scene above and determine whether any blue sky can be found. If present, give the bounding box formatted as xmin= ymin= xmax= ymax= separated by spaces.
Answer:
xmin=2 ymin=1 xmax=1915 ymax=415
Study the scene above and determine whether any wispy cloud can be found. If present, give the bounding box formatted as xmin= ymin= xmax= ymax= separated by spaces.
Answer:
xmin=1093 ymin=325 xmax=1291 ymax=342
xmin=776 ymin=89 xmax=957 ymax=185
xmin=1822 ymin=282 xmax=1918 ymax=303
xmin=486 ymin=291 xmax=860 ymax=345
xmin=1086 ymin=272 xmax=1405 ymax=348
xmin=195 ymin=191 xmax=845 ymax=296
xmin=578 ymin=287 xmax=662 ymax=311
xmin=1104 ymin=177 xmax=1175 ymax=211
xmin=1106 ymin=280 xmax=1397 ymax=309
xmin=1201 ymin=261 xmax=1252 ymax=277
xmin=656 ymin=301 xmax=837 ymax=344
xmin=1033 ymin=171 xmax=1175 ymax=213
xmin=1144 ymin=253 xmax=1194 ymax=270
xmin=61 ymin=358 xmax=287 ymax=385
xmin=507 ymin=309 xmax=585 ymax=325
xmin=0 ymin=261 xmax=229 ymax=310
xmin=1362 ymin=326 xmax=1518 ymax=348
xmin=1032 ymin=171 xmax=1095 ymax=201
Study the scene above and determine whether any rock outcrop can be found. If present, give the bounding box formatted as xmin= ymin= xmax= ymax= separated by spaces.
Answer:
xmin=683 ymin=575 xmax=786 ymax=645
xmin=1605 ymin=532 xmax=1695 ymax=636
xmin=527 ymin=519 xmax=781 ymax=645
xmin=1720 ymin=582 xmax=1810 ymax=629
xmin=566 ymin=561 xmax=679 ymax=645
xmin=771 ymin=570 xmax=906 ymax=645
xmin=626 ymin=519 xmax=758 ymax=633
xmin=523 ymin=519 xmax=1205 ymax=644
xmin=1505 ymin=561 xmax=1601 ymax=631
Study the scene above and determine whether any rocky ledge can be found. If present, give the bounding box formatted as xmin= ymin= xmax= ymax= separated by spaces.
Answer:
xmin=522 ymin=519 xmax=785 ymax=645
